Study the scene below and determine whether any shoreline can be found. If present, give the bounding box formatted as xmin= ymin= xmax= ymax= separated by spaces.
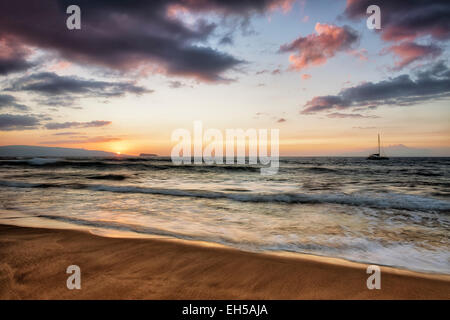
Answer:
xmin=0 ymin=223 xmax=449 ymax=299
xmin=1 ymin=210 xmax=448 ymax=277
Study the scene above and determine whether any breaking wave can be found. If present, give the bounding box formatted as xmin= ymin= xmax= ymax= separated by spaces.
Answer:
xmin=1 ymin=180 xmax=449 ymax=212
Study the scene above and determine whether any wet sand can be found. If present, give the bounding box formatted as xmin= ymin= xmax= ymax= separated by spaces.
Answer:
xmin=0 ymin=224 xmax=449 ymax=299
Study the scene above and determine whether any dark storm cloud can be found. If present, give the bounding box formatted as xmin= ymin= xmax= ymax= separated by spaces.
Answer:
xmin=0 ymin=0 xmax=288 ymax=81
xmin=0 ymin=114 xmax=40 ymax=131
xmin=0 ymin=56 xmax=33 ymax=75
xmin=302 ymin=61 xmax=450 ymax=115
xmin=45 ymin=120 xmax=112 ymax=130
xmin=164 ymin=0 xmax=292 ymax=13
xmin=0 ymin=38 xmax=34 ymax=75
xmin=344 ymin=0 xmax=450 ymax=41
xmin=0 ymin=94 xmax=30 ymax=111
xmin=7 ymin=72 xmax=152 ymax=98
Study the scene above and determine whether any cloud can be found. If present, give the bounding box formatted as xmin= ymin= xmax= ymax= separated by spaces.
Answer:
xmin=0 ymin=114 xmax=40 ymax=131
xmin=49 ymin=61 xmax=72 ymax=72
xmin=0 ymin=94 xmax=30 ymax=112
xmin=0 ymin=95 xmax=18 ymax=107
xmin=302 ymin=95 xmax=349 ymax=114
xmin=168 ymin=81 xmax=186 ymax=89
xmin=279 ymin=23 xmax=359 ymax=71
xmin=39 ymin=136 xmax=122 ymax=145
xmin=348 ymin=48 xmax=368 ymax=61
xmin=8 ymin=72 xmax=151 ymax=96
xmin=344 ymin=1 xmax=449 ymax=69
xmin=0 ymin=37 xmax=33 ymax=75
xmin=219 ymin=35 xmax=234 ymax=46
xmin=301 ymin=74 xmax=311 ymax=80
xmin=51 ymin=131 xmax=81 ymax=136
xmin=171 ymin=0 xmax=294 ymax=14
xmin=327 ymin=112 xmax=379 ymax=119
xmin=45 ymin=120 xmax=112 ymax=130
xmin=7 ymin=72 xmax=152 ymax=106
xmin=383 ymin=42 xmax=442 ymax=70
xmin=0 ymin=0 xmax=290 ymax=82
xmin=0 ymin=56 xmax=33 ymax=76
xmin=344 ymin=0 xmax=450 ymax=42
xmin=256 ymin=68 xmax=283 ymax=75
xmin=302 ymin=61 xmax=450 ymax=115
xmin=271 ymin=68 xmax=282 ymax=75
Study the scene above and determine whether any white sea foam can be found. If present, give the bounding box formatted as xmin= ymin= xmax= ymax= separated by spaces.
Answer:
xmin=261 ymin=236 xmax=450 ymax=274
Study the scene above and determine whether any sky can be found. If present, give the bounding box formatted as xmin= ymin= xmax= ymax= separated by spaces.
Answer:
xmin=0 ymin=0 xmax=449 ymax=156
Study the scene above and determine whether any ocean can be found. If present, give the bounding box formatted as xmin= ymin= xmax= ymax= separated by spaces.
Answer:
xmin=0 ymin=156 xmax=449 ymax=274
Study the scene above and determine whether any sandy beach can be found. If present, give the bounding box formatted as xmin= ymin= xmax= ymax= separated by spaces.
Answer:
xmin=0 ymin=224 xmax=449 ymax=300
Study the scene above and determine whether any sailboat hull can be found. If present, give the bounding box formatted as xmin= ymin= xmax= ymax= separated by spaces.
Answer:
xmin=367 ymin=155 xmax=389 ymax=160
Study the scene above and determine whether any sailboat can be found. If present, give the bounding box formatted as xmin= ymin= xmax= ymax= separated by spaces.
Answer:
xmin=367 ymin=134 xmax=389 ymax=160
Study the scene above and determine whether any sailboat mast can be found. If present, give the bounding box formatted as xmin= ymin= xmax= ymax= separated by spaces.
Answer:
xmin=378 ymin=133 xmax=380 ymax=155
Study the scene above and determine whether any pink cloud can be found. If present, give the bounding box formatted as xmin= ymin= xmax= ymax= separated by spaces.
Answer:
xmin=279 ymin=23 xmax=359 ymax=71
xmin=268 ymin=0 xmax=295 ymax=13
xmin=166 ymin=4 xmax=190 ymax=19
xmin=49 ymin=61 xmax=72 ymax=71
xmin=301 ymin=74 xmax=311 ymax=80
xmin=381 ymin=24 xmax=449 ymax=43
xmin=0 ymin=37 xmax=32 ymax=59
xmin=348 ymin=48 xmax=368 ymax=61
xmin=384 ymin=42 xmax=442 ymax=70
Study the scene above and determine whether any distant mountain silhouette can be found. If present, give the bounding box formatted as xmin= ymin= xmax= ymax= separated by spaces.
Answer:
xmin=0 ymin=145 xmax=129 ymax=157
